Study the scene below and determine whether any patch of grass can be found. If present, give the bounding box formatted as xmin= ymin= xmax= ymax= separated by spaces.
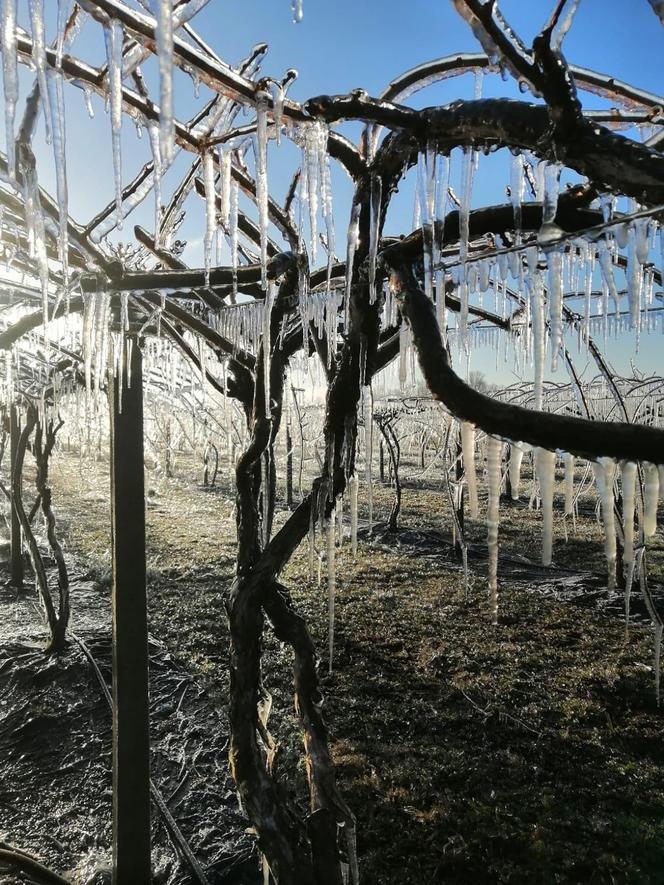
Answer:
xmin=46 ymin=449 xmax=664 ymax=883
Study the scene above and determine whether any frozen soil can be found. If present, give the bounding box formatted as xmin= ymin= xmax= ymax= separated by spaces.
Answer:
xmin=1 ymin=449 xmax=664 ymax=883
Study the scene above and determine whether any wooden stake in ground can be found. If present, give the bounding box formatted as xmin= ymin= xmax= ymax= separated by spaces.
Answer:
xmin=109 ymin=331 xmax=151 ymax=884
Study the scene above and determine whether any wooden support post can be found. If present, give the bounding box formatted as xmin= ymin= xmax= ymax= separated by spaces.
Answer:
xmin=10 ymin=404 xmax=23 ymax=587
xmin=109 ymin=333 xmax=151 ymax=885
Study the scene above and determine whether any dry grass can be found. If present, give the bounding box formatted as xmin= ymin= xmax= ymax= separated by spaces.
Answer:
xmin=40 ymin=448 xmax=664 ymax=883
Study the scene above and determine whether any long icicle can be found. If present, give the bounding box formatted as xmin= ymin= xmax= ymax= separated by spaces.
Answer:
xmin=364 ymin=386 xmax=373 ymax=535
xmin=202 ymin=148 xmax=216 ymax=284
xmin=2 ymin=0 xmax=18 ymax=179
xmin=156 ymin=0 xmax=175 ymax=164
xmin=46 ymin=68 xmax=69 ymax=283
xmin=643 ymin=462 xmax=659 ymax=539
xmin=28 ymin=0 xmax=52 ymax=143
xmin=262 ymin=284 xmax=274 ymax=420
xmin=593 ymin=457 xmax=617 ymax=593
xmin=349 ymin=473 xmax=359 ymax=558
xmin=368 ymin=175 xmax=382 ymax=304
xmin=536 ymin=448 xmax=556 ymax=566
xmin=327 ymin=506 xmax=336 ymax=674
xmin=104 ymin=20 xmax=124 ymax=226
xmin=509 ymin=444 xmax=525 ymax=501
xmin=622 ymin=461 xmax=637 ymax=631
xmin=255 ymin=90 xmax=270 ymax=290
xmin=460 ymin=421 xmax=479 ymax=517
xmin=563 ymin=452 xmax=575 ymax=517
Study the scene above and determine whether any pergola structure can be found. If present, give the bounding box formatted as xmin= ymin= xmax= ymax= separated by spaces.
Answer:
xmin=1 ymin=1 xmax=664 ymax=882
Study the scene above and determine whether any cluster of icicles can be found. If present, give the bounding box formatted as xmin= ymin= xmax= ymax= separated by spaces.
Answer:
xmin=413 ymin=143 xmax=663 ymax=390
xmin=458 ymin=421 xmax=664 ymax=702
xmin=1 ymin=335 xmax=77 ymax=412
xmin=4 ymin=1 xmax=315 ymax=329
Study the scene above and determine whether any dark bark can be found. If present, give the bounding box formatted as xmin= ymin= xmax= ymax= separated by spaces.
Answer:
xmin=33 ymin=413 xmax=69 ymax=645
xmin=376 ymin=415 xmax=402 ymax=532
xmin=12 ymin=408 xmax=66 ymax=653
xmin=386 ymin=261 xmax=664 ymax=464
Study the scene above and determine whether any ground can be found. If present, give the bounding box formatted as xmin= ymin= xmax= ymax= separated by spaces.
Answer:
xmin=1 ymin=446 xmax=663 ymax=884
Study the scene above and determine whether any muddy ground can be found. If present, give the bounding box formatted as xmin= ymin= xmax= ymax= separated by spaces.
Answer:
xmin=1 ymin=447 xmax=664 ymax=884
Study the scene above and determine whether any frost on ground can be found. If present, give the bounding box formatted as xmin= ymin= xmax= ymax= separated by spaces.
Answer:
xmin=2 ymin=450 xmax=663 ymax=884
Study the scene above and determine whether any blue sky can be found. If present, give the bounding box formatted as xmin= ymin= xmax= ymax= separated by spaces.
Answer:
xmin=9 ymin=0 xmax=664 ymax=384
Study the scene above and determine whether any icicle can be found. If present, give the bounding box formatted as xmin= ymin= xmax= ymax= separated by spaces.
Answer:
xmin=327 ymin=507 xmax=336 ymax=674
xmin=398 ymin=323 xmax=409 ymax=387
xmin=303 ymin=123 xmax=319 ymax=262
xmin=93 ymin=291 xmax=110 ymax=401
xmin=593 ymin=457 xmax=617 ymax=592
xmin=19 ymin=156 xmax=49 ymax=326
xmin=2 ymin=0 xmax=18 ymax=179
xmin=317 ymin=121 xmax=335 ymax=288
xmin=83 ymin=87 xmax=95 ymax=119
xmin=547 ymin=248 xmax=563 ymax=370
xmin=417 ymin=147 xmax=436 ymax=302
xmin=28 ymin=0 xmax=52 ymax=143
xmin=458 ymin=147 xmax=476 ymax=344
xmin=47 ymin=69 xmax=69 ymax=282
xmin=344 ymin=198 xmax=361 ymax=323
xmin=349 ymin=473 xmax=359 ymax=558
xmin=364 ymin=386 xmax=373 ymax=535
xmin=509 ymin=444 xmax=525 ymax=501
xmin=56 ymin=0 xmax=71 ymax=66
xmin=460 ymin=422 xmax=478 ymax=517
xmin=563 ymin=452 xmax=575 ymax=516
xmin=541 ymin=162 xmax=561 ymax=228
xmin=626 ymin=226 xmax=643 ymax=332
xmin=291 ymin=0 xmax=303 ymax=22
xmin=621 ymin=461 xmax=637 ymax=629
xmin=643 ymin=462 xmax=659 ymax=538
xmin=255 ymin=90 xmax=270 ymax=290
xmin=263 ymin=285 xmax=274 ymax=420
xmin=230 ymin=178 xmax=239 ymax=301
xmin=486 ymin=437 xmax=503 ymax=625
xmin=597 ymin=240 xmax=621 ymax=316
xmin=529 ymin=258 xmax=545 ymax=410
xmin=83 ymin=291 xmax=97 ymax=400
xmin=218 ymin=147 xmax=232 ymax=230
xmin=535 ymin=448 xmax=556 ymax=566
xmin=147 ymin=122 xmax=163 ymax=245
xmin=156 ymin=0 xmax=175 ymax=164
xmin=509 ymin=153 xmax=524 ymax=232
xmin=270 ymin=81 xmax=284 ymax=146
xmin=202 ymin=149 xmax=216 ymax=284
xmin=104 ymin=21 xmax=124 ymax=226
xmin=622 ymin=462 xmax=637 ymax=568
xmin=368 ymin=175 xmax=382 ymax=304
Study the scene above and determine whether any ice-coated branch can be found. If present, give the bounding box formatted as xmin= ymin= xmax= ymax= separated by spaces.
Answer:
xmin=77 ymin=0 xmax=308 ymax=121
xmin=82 ymin=251 xmax=296 ymax=293
xmin=306 ymin=94 xmax=664 ymax=205
xmin=385 ymin=259 xmax=664 ymax=464
xmin=451 ymin=0 xmax=538 ymax=88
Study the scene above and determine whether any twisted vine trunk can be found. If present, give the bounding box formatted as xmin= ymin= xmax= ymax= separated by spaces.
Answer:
xmin=12 ymin=407 xmax=68 ymax=653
